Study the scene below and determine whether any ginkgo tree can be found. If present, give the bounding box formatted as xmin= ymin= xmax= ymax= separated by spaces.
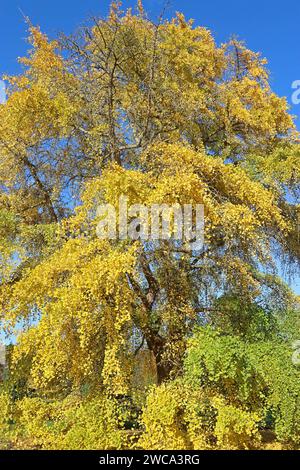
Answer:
xmin=0 ymin=1 xmax=299 ymax=450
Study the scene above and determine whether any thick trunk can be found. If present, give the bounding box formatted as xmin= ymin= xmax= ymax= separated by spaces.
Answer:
xmin=155 ymin=357 xmax=172 ymax=385
xmin=145 ymin=333 xmax=171 ymax=384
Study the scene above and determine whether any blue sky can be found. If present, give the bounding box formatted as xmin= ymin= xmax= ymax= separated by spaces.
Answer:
xmin=2 ymin=0 xmax=300 ymax=115
xmin=1 ymin=0 xmax=299 ymax=293
xmin=0 ymin=80 xmax=5 ymax=103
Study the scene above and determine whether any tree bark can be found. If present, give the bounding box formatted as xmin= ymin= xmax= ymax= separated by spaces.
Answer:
xmin=145 ymin=333 xmax=171 ymax=385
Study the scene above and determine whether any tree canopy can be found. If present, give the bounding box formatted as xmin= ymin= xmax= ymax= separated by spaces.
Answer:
xmin=0 ymin=2 xmax=299 ymax=450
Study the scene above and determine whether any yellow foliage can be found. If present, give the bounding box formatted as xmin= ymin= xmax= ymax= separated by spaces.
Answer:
xmin=138 ymin=381 xmax=261 ymax=450
xmin=0 ymin=4 xmax=298 ymax=451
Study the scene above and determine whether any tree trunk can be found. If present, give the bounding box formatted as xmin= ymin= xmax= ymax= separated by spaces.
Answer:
xmin=145 ymin=333 xmax=171 ymax=384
